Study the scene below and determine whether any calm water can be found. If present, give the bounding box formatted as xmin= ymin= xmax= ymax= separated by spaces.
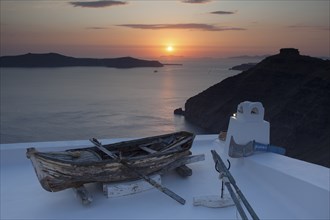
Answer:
xmin=0 ymin=58 xmax=259 ymax=144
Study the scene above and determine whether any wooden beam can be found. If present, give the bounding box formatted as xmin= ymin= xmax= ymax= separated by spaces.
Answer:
xmin=103 ymin=175 xmax=161 ymax=198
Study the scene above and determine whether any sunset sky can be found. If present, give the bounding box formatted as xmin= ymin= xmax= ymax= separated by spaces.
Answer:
xmin=1 ymin=0 xmax=329 ymax=59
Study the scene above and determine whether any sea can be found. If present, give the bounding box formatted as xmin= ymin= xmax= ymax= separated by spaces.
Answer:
xmin=0 ymin=57 xmax=262 ymax=144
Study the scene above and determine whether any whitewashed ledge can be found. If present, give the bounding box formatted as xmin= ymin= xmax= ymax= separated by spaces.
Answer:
xmin=1 ymin=135 xmax=329 ymax=220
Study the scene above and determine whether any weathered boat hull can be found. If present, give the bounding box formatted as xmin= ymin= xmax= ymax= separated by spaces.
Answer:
xmin=26 ymin=131 xmax=195 ymax=192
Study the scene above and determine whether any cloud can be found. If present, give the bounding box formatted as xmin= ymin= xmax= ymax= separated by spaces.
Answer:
xmin=287 ymin=24 xmax=330 ymax=31
xmin=117 ymin=23 xmax=246 ymax=32
xmin=86 ymin=27 xmax=108 ymax=30
xmin=211 ymin=11 xmax=236 ymax=15
xmin=70 ymin=0 xmax=127 ymax=8
xmin=287 ymin=25 xmax=309 ymax=28
xmin=181 ymin=0 xmax=211 ymax=3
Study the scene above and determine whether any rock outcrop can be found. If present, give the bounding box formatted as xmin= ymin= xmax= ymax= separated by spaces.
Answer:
xmin=184 ymin=48 xmax=330 ymax=167
xmin=174 ymin=108 xmax=185 ymax=116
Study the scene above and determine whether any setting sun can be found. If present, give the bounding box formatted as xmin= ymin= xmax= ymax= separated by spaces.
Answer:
xmin=166 ymin=46 xmax=174 ymax=53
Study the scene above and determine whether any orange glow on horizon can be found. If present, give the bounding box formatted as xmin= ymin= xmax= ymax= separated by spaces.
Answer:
xmin=1 ymin=1 xmax=329 ymax=59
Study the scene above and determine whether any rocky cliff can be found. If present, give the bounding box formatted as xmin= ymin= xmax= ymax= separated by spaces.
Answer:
xmin=184 ymin=48 xmax=330 ymax=167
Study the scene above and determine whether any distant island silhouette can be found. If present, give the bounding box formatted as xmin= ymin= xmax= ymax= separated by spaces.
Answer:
xmin=0 ymin=53 xmax=164 ymax=68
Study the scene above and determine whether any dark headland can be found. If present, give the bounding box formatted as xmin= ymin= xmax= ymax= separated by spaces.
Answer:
xmin=0 ymin=53 xmax=163 ymax=68
xmin=178 ymin=48 xmax=330 ymax=167
xmin=229 ymin=62 xmax=257 ymax=71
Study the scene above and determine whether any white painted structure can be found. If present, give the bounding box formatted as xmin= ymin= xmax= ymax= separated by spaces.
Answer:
xmin=1 ymin=102 xmax=329 ymax=219
xmin=225 ymin=101 xmax=270 ymax=151
xmin=1 ymin=136 xmax=329 ymax=219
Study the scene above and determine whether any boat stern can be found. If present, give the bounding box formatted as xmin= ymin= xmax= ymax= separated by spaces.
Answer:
xmin=26 ymin=147 xmax=54 ymax=192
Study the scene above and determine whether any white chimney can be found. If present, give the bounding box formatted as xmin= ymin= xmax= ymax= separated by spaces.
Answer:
xmin=224 ymin=101 xmax=270 ymax=156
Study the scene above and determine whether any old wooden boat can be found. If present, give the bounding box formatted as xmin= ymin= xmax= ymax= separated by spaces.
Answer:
xmin=26 ymin=131 xmax=195 ymax=192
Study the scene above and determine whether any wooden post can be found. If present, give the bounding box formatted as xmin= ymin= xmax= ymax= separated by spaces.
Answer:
xmin=73 ymin=185 xmax=93 ymax=205
xmin=175 ymin=165 xmax=192 ymax=177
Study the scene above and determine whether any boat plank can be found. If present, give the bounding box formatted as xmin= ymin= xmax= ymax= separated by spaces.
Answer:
xmin=139 ymin=146 xmax=157 ymax=154
xmin=159 ymin=154 xmax=205 ymax=174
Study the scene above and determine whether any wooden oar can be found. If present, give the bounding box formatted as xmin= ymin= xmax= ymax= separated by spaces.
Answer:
xmin=211 ymin=150 xmax=260 ymax=220
xmin=89 ymin=138 xmax=186 ymax=205
xmin=160 ymin=135 xmax=195 ymax=152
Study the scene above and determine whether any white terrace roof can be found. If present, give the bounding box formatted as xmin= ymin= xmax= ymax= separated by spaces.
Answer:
xmin=1 ymin=135 xmax=329 ymax=219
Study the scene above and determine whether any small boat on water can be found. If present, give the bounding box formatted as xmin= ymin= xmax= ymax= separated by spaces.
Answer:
xmin=26 ymin=131 xmax=196 ymax=192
